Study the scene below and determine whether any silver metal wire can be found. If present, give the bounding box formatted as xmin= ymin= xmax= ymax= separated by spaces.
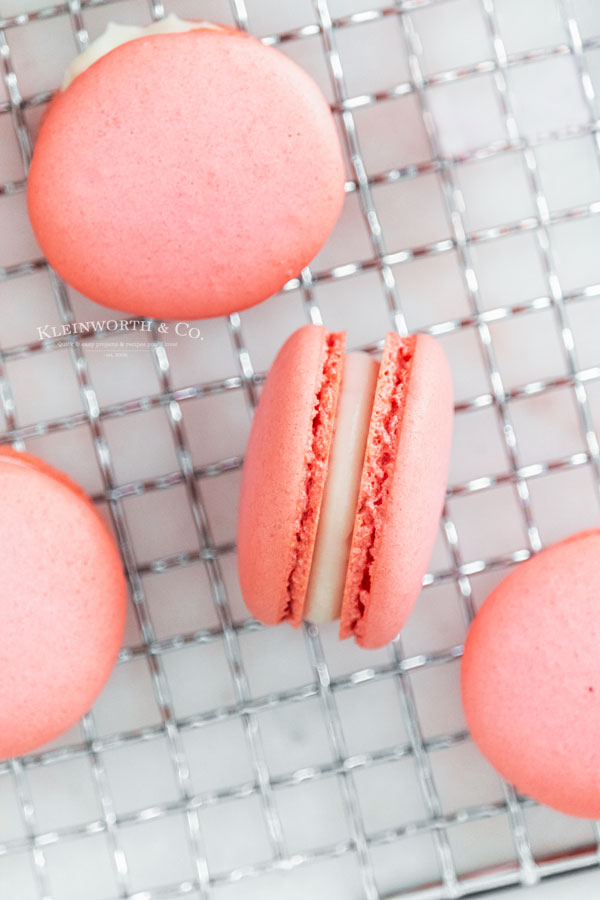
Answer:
xmin=1 ymin=0 xmax=600 ymax=898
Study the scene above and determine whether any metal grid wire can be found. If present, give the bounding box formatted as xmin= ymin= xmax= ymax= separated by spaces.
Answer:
xmin=1 ymin=0 xmax=600 ymax=898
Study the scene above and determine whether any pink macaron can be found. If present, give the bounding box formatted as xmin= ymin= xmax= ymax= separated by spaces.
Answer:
xmin=462 ymin=529 xmax=600 ymax=818
xmin=237 ymin=325 xmax=454 ymax=649
xmin=0 ymin=448 xmax=127 ymax=758
xmin=27 ymin=21 xmax=345 ymax=320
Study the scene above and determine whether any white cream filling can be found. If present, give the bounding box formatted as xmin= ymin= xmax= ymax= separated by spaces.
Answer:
xmin=305 ymin=352 xmax=379 ymax=625
xmin=63 ymin=14 xmax=220 ymax=89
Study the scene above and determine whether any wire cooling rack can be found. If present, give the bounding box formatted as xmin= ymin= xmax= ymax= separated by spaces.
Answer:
xmin=1 ymin=0 xmax=600 ymax=898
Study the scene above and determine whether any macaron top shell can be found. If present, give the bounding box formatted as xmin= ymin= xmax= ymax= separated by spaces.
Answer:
xmin=237 ymin=325 xmax=344 ymax=626
xmin=340 ymin=333 xmax=453 ymax=648
xmin=0 ymin=448 xmax=127 ymax=759
xmin=27 ymin=28 xmax=345 ymax=320
xmin=462 ymin=529 xmax=600 ymax=818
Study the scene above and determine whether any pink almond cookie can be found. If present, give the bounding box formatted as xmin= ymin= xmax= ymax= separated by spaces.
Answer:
xmin=462 ymin=529 xmax=600 ymax=818
xmin=237 ymin=325 xmax=453 ymax=649
xmin=27 ymin=22 xmax=345 ymax=320
xmin=0 ymin=448 xmax=127 ymax=759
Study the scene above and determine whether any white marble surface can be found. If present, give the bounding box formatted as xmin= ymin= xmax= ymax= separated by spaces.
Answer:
xmin=1 ymin=1 xmax=600 ymax=899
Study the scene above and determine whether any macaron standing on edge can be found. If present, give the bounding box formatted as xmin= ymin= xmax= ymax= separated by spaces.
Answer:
xmin=461 ymin=529 xmax=600 ymax=819
xmin=26 ymin=16 xmax=346 ymax=320
xmin=237 ymin=325 xmax=454 ymax=649
xmin=0 ymin=447 xmax=127 ymax=759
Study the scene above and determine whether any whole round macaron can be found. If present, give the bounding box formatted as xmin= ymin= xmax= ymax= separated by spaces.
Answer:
xmin=462 ymin=529 xmax=600 ymax=818
xmin=0 ymin=448 xmax=127 ymax=759
xmin=27 ymin=18 xmax=345 ymax=320
xmin=237 ymin=325 xmax=454 ymax=648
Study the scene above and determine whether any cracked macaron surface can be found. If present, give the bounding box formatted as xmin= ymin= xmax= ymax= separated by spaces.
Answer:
xmin=0 ymin=448 xmax=127 ymax=759
xmin=237 ymin=325 xmax=454 ymax=649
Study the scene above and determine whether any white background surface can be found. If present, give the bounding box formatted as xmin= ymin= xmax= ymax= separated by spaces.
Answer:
xmin=1 ymin=1 xmax=600 ymax=899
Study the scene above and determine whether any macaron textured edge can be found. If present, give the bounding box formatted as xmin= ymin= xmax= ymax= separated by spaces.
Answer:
xmin=286 ymin=332 xmax=345 ymax=625
xmin=339 ymin=333 xmax=416 ymax=642
xmin=340 ymin=333 xmax=453 ymax=648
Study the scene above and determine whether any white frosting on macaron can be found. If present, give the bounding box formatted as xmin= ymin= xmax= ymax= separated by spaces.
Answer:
xmin=63 ymin=14 xmax=221 ymax=88
xmin=305 ymin=352 xmax=379 ymax=625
